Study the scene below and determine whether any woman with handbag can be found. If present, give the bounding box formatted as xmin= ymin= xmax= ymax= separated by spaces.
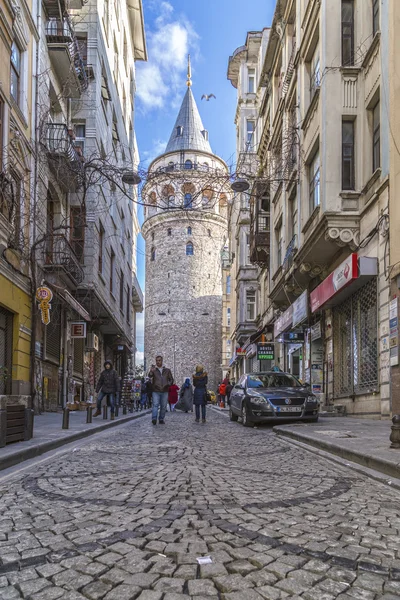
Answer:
xmin=193 ymin=365 xmax=208 ymax=423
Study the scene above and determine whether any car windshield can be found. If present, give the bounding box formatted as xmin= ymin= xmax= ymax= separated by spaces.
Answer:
xmin=247 ymin=374 xmax=302 ymax=389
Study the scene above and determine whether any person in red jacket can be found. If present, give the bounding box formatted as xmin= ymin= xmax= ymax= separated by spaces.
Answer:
xmin=168 ymin=382 xmax=180 ymax=411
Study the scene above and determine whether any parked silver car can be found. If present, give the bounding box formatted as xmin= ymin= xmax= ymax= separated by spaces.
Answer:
xmin=229 ymin=372 xmax=319 ymax=427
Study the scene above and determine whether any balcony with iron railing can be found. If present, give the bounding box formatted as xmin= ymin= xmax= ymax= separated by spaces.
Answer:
xmin=250 ymin=211 xmax=270 ymax=266
xmin=43 ymin=234 xmax=84 ymax=287
xmin=44 ymin=123 xmax=84 ymax=191
xmin=132 ymin=272 xmax=144 ymax=312
xmin=282 ymin=234 xmax=298 ymax=272
xmin=45 ymin=17 xmax=88 ymax=97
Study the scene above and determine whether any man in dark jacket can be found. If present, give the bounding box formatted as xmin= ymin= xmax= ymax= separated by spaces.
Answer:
xmin=148 ymin=354 xmax=173 ymax=425
xmin=94 ymin=361 xmax=120 ymax=419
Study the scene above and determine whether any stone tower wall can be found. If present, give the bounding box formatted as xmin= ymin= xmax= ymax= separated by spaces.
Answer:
xmin=143 ymin=210 xmax=227 ymax=392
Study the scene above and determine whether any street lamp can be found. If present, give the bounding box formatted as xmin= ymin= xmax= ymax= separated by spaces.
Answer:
xmin=230 ymin=177 xmax=250 ymax=192
xmin=122 ymin=170 xmax=141 ymax=185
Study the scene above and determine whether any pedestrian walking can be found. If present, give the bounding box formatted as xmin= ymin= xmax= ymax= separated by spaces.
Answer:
xmin=193 ymin=365 xmax=208 ymax=423
xmin=226 ymin=379 xmax=233 ymax=406
xmin=146 ymin=377 xmax=153 ymax=407
xmin=177 ymin=378 xmax=193 ymax=412
xmin=168 ymin=382 xmax=180 ymax=411
xmin=94 ymin=361 xmax=120 ymax=419
xmin=140 ymin=378 xmax=147 ymax=409
xmin=148 ymin=355 xmax=173 ymax=425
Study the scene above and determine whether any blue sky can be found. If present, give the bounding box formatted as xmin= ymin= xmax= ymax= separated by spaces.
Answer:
xmin=134 ymin=0 xmax=275 ymax=361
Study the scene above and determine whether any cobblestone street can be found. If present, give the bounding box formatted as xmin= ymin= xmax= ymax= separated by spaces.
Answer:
xmin=1 ymin=410 xmax=400 ymax=600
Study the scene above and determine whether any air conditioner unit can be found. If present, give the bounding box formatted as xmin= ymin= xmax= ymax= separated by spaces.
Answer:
xmin=86 ymin=333 xmax=99 ymax=351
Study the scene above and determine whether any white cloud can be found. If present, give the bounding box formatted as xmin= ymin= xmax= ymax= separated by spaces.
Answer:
xmin=141 ymin=139 xmax=168 ymax=164
xmin=136 ymin=350 xmax=144 ymax=364
xmin=136 ymin=2 xmax=199 ymax=112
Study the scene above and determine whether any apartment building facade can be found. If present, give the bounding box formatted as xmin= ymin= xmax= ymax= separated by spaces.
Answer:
xmin=32 ymin=0 xmax=145 ymax=410
xmin=0 ymin=0 xmax=37 ymax=400
xmin=229 ymin=0 xmax=390 ymax=418
xmin=227 ymin=30 xmax=269 ymax=381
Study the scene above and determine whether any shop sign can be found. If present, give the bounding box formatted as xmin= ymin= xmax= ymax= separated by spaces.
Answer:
xmin=236 ymin=347 xmax=246 ymax=356
xmin=117 ymin=345 xmax=125 ymax=351
xmin=257 ymin=343 xmax=275 ymax=360
xmin=292 ymin=291 xmax=308 ymax=327
xmin=389 ymin=298 xmax=399 ymax=366
xmin=274 ymin=305 xmax=293 ymax=338
xmin=71 ymin=322 xmax=87 ymax=338
xmin=36 ymin=286 xmax=53 ymax=325
xmin=283 ymin=331 xmax=304 ymax=342
xmin=311 ymin=322 xmax=322 ymax=341
xmin=310 ymin=253 xmax=358 ymax=313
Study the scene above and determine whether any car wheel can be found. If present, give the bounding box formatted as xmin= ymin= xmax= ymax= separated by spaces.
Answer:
xmin=241 ymin=402 xmax=254 ymax=427
xmin=229 ymin=407 xmax=238 ymax=422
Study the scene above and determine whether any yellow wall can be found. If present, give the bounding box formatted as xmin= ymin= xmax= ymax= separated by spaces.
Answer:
xmin=0 ymin=273 xmax=31 ymax=385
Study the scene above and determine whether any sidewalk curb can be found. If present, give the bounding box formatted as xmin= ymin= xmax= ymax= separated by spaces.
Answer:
xmin=0 ymin=411 xmax=150 ymax=472
xmin=273 ymin=425 xmax=400 ymax=480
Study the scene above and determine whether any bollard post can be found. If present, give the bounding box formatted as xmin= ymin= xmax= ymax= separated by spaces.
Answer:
xmin=62 ymin=408 xmax=70 ymax=429
xmin=115 ymin=404 xmax=119 ymax=417
xmin=86 ymin=406 xmax=93 ymax=423
xmin=390 ymin=415 xmax=400 ymax=448
xmin=123 ymin=403 xmax=127 ymax=415
xmin=103 ymin=405 xmax=108 ymax=420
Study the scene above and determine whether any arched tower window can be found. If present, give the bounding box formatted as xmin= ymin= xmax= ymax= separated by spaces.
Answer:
xmin=167 ymin=228 xmax=171 ymax=236
xmin=150 ymin=247 xmax=156 ymax=261
xmin=184 ymin=193 xmax=193 ymax=209
xmin=184 ymin=160 xmax=192 ymax=170
xmin=187 ymin=226 xmax=192 ymax=235
xmin=186 ymin=242 xmax=194 ymax=256
xmin=177 ymin=126 xmax=183 ymax=136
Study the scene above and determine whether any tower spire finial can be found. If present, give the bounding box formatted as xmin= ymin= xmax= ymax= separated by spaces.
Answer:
xmin=186 ymin=54 xmax=192 ymax=87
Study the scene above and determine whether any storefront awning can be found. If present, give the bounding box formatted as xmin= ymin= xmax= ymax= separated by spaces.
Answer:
xmin=310 ymin=254 xmax=378 ymax=313
xmin=243 ymin=327 xmax=266 ymax=350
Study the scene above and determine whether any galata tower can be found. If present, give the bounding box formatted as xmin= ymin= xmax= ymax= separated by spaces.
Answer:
xmin=142 ymin=60 xmax=230 ymax=391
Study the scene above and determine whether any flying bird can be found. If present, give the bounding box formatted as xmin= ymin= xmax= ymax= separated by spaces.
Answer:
xmin=201 ymin=94 xmax=216 ymax=101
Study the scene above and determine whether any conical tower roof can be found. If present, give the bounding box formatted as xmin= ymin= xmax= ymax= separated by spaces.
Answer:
xmin=165 ymin=87 xmax=212 ymax=154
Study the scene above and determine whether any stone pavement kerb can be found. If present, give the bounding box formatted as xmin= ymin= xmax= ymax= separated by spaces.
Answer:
xmin=274 ymin=416 xmax=400 ymax=480
xmin=0 ymin=408 xmax=150 ymax=472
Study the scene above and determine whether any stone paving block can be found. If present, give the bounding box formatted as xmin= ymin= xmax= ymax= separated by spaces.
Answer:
xmin=200 ymin=563 xmax=229 ymax=578
xmin=103 ymin=584 xmax=142 ymax=600
xmin=173 ymin=564 xmax=198 ymax=579
xmin=256 ymin=585 xmax=287 ymax=600
xmin=264 ymin=561 xmax=295 ymax=579
xmin=30 ymin=586 xmax=66 ymax=600
xmin=221 ymin=590 xmax=265 ymax=600
xmin=52 ymin=568 xmax=93 ymax=591
xmin=213 ymin=573 xmax=255 ymax=593
xmin=152 ymin=577 xmax=185 ymax=594
xmin=352 ymin=572 xmax=385 ymax=593
xmin=249 ymin=554 xmax=275 ymax=568
xmin=81 ymin=580 xmax=113 ymax=600
xmin=301 ymin=590 xmax=336 ymax=600
xmin=244 ymin=568 xmax=278 ymax=587
xmin=187 ymin=578 xmax=218 ymax=596
xmin=17 ymin=578 xmax=53 ymax=596
xmin=107 ymin=542 xmax=134 ymax=555
xmin=95 ymin=553 xmax=123 ymax=566
xmin=35 ymin=564 xmax=64 ymax=579
xmin=7 ymin=568 xmax=39 ymax=584
xmin=226 ymin=560 xmax=257 ymax=576
xmin=1 ymin=587 xmax=21 ymax=599
xmin=135 ymin=592 xmax=163 ymax=600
